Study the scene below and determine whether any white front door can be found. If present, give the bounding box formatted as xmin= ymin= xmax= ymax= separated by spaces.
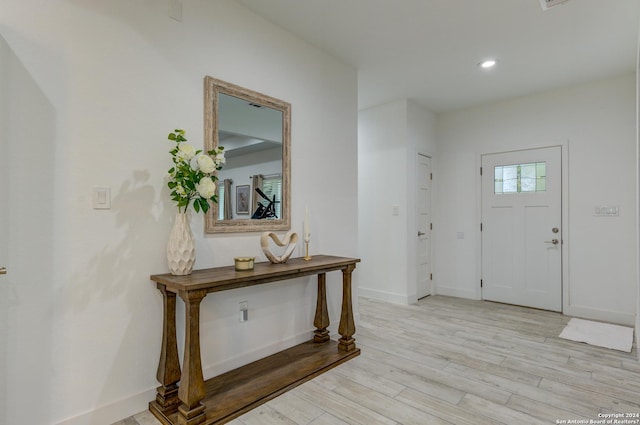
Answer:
xmin=481 ymin=146 xmax=562 ymax=311
xmin=416 ymin=154 xmax=432 ymax=299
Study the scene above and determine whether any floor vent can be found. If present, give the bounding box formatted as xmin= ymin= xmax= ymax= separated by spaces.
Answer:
xmin=540 ymin=0 xmax=571 ymax=11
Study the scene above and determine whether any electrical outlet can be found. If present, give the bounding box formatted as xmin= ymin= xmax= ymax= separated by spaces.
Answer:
xmin=239 ymin=301 xmax=248 ymax=322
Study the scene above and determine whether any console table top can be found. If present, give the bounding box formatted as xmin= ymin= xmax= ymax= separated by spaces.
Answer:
xmin=150 ymin=254 xmax=360 ymax=293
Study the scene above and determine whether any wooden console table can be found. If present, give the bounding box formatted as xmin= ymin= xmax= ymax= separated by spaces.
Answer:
xmin=149 ymin=255 xmax=360 ymax=425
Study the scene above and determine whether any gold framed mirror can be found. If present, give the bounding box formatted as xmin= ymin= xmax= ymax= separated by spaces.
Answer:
xmin=204 ymin=76 xmax=291 ymax=233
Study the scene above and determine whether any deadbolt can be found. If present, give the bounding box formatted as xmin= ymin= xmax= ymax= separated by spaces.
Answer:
xmin=552 ymin=227 xmax=559 ymax=234
xmin=0 ymin=267 xmax=6 ymax=275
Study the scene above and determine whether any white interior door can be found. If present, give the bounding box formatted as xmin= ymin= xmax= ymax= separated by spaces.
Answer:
xmin=416 ymin=154 xmax=432 ymax=299
xmin=481 ymin=146 xmax=562 ymax=311
xmin=0 ymin=35 xmax=56 ymax=424
xmin=0 ymin=34 xmax=9 ymax=425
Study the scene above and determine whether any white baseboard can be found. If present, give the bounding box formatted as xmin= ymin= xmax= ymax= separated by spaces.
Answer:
xmin=565 ymin=304 xmax=636 ymax=327
xmin=358 ymin=287 xmax=412 ymax=305
xmin=435 ymin=285 xmax=479 ymax=300
xmin=55 ymin=330 xmax=314 ymax=425
xmin=55 ymin=388 xmax=156 ymax=425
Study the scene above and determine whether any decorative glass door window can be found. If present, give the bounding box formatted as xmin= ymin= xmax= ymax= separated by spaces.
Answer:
xmin=494 ymin=162 xmax=546 ymax=194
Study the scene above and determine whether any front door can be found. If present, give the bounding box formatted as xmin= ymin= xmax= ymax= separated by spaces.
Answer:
xmin=481 ymin=146 xmax=562 ymax=311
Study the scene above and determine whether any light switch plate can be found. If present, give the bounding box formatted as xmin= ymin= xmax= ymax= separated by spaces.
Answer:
xmin=92 ymin=186 xmax=111 ymax=209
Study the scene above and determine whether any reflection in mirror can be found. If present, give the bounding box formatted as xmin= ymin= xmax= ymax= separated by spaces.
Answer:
xmin=204 ymin=76 xmax=290 ymax=233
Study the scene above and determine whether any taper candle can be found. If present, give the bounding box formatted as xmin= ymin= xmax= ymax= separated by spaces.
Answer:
xmin=304 ymin=206 xmax=309 ymax=236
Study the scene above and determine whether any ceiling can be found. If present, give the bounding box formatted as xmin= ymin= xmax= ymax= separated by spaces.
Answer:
xmin=237 ymin=0 xmax=640 ymax=112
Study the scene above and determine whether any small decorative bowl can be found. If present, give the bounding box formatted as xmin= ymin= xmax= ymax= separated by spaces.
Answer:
xmin=234 ymin=257 xmax=255 ymax=271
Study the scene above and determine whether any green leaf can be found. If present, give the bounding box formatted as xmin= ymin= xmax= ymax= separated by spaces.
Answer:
xmin=193 ymin=200 xmax=200 ymax=213
xmin=168 ymin=133 xmax=177 ymax=141
xmin=201 ymin=199 xmax=210 ymax=214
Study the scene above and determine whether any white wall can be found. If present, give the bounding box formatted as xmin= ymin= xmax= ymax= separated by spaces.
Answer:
xmin=0 ymin=1 xmax=358 ymax=424
xmin=436 ymin=73 xmax=637 ymax=325
xmin=358 ymin=100 xmax=436 ymax=304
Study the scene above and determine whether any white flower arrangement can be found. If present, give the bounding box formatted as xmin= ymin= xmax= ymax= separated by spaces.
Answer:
xmin=167 ymin=129 xmax=225 ymax=213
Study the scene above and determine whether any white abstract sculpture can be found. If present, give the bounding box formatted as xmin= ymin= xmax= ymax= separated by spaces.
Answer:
xmin=260 ymin=231 xmax=298 ymax=264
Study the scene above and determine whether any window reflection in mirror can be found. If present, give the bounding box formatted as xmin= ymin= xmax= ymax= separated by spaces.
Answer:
xmin=204 ymin=76 xmax=290 ymax=233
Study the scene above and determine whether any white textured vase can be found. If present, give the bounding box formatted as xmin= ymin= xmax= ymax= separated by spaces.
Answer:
xmin=167 ymin=212 xmax=196 ymax=275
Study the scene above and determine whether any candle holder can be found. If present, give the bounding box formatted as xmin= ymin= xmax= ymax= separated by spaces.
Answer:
xmin=234 ymin=257 xmax=255 ymax=271
xmin=303 ymin=233 xmax=312 ymax=261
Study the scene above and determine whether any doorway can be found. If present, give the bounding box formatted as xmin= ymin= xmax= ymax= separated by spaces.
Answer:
xmin=416 ymin=154 xmax=432 ymax=299
xmin=481 ymin=146 xmax=562 ymax=311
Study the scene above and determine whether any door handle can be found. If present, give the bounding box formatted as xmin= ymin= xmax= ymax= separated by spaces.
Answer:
xmin=0 ymin=267 xmax=6 ymax=275
xmin=544 ymin=239 xmax=559 ymax=245
xmin=417 ymin=231 xmax=426 ymax=237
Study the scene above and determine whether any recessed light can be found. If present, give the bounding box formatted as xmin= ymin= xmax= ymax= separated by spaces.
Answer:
xmin=479 ymin=59 xmax=497 ymax=69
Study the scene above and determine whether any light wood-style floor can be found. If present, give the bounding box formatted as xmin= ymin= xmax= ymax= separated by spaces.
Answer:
xmin=114 ymin=296 xmax=640 ymax=425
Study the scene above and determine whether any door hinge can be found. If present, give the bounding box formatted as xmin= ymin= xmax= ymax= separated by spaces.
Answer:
xmin=430 ymin=172 xmax=433 ymax=181
xmin=480 ymin=223 xmax=483 ymax=232
xmin=480 ymin=279 xmax=483 ymax=288
xmin=480 ymin=167 xmax=483 ymax=176
xmin=430 ymin=223 xmax=433 ymax=231
xmin=430 ymin=273 xmax=433 ymax=280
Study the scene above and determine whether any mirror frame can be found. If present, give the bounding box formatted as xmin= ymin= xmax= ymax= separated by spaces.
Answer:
xmin=204 ymin=76 xmax=291 ymax=233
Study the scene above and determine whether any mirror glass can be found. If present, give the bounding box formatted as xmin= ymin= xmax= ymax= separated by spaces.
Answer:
xmin=204 ymin=76 xmax=291 ymax=233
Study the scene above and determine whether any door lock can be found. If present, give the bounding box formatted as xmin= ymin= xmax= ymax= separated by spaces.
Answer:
xmin=552 ymin=227 xmax=559 ymax=233
xmin=544 ymin=239 xmax=559 ymax=245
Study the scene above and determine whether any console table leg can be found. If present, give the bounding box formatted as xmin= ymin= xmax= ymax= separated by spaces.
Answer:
xmin=314 ymin=273 xmax=330 ymax=343
xmin=177 ymin=289 xmax=207 ymax=425
xmin=338 ymin=264 xmax=357 ymax=352
xmin=154 ymin=284 xmax=181 ymax=414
